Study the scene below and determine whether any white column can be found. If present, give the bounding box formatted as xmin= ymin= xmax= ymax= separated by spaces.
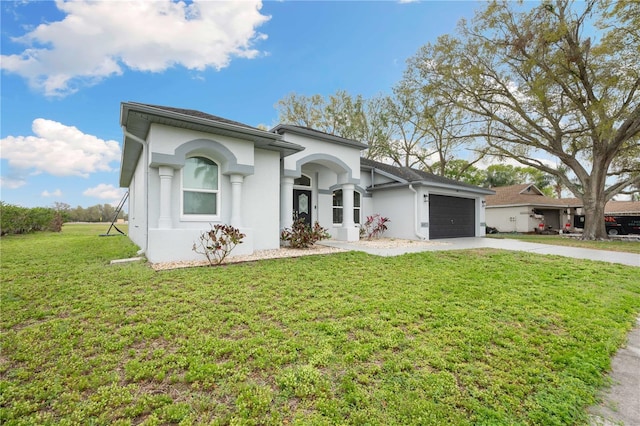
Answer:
xmin=280 ymin=176 xmax=294 ymax=230
xmin=158 ymin=166 xmax=174 ymax=229
xmin=229 ymin=174 xmax=244 ymax=229
xmin=342 ymin=183 xmax=355 ymax=228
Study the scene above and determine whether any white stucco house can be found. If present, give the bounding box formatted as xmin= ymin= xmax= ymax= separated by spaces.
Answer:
xmin=119 ymin=102 xmax=494 ymax=263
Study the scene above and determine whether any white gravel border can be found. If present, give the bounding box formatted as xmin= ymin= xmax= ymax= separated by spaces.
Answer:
xmin=151 ymin=244 xmax=345 ymax=271
xmin=150 ymin=238 xmax=444 ymax=271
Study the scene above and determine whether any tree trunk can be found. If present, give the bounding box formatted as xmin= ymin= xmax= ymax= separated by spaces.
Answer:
xmin=581 ymin=189 xmax=608 ymax=240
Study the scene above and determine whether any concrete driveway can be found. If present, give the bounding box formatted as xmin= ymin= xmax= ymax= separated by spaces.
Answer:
xmin=322 ymin=237 xmax=640 ymax=267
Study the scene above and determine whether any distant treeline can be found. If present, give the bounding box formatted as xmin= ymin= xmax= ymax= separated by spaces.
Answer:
xmin=0 ymin=202 xmax=126 ymax=236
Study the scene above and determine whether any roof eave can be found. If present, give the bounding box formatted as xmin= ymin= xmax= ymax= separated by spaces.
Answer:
xmin=413 ymin=180 xmax=495 ymax=195
xmin=124 ymin=102 xmax=283 ymax=143
xmin=119 ymin=135 xmax=143 ymax=187
xmin=272 ymin=124 xmax=368 ymax=150
xmin=368 ymin=180 xmax=495 ymax=195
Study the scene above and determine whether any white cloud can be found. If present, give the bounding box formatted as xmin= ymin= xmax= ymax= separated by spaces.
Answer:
xmin=0 ymin=118 xmax=121 ymax=177
xmin=42 ymin=189 xmax=63 ymax=197
xmin=1 ymin=0 xmax=270 ymax=96
xmin=0 ymin=175 xmax=27 ymax=189
xmin=83 ymin=183 xmax=125 ymax=203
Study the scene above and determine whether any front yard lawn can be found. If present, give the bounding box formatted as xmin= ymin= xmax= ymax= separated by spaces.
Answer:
xmin=2 ymin=224 xmax=639 ymax=425
xmin=487 ymin=233 xmax=640 ymax=254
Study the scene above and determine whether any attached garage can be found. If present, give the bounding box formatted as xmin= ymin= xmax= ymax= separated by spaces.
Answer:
xmin=429 ymin=195 xmax=475 ymax=239
xmin=360 ymin=158 xmax=494 ymax=241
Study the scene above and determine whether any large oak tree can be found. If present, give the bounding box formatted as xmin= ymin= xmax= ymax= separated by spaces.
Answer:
xmin=407 ymin=0 xmax=640 ymax=239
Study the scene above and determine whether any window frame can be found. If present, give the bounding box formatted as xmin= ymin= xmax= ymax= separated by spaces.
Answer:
xmin=180 ymin=156 xmax=221 ymax=221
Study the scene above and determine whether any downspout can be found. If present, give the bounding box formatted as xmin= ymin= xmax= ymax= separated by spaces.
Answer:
xmin=408 ymin=184 xmax=428 ymax=240
xmin=122 ymin=128 xmax=149 ymax=256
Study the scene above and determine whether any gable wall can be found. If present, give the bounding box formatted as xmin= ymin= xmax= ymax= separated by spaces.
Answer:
xmin=281 ymin=132 xmax=361 ymax=182
xmin=148 ymin=124 xmax=255 ymax=167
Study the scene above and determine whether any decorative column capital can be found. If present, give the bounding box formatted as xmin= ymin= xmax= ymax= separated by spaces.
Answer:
xmin=229 ymin=174 xmax=244 ymax=184
xmin=158 ymin=165 xmax=175 ymax=177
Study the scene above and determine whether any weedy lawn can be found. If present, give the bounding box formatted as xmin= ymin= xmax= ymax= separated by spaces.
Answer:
xmin=1 ymin=224 xmax=639 ymax=425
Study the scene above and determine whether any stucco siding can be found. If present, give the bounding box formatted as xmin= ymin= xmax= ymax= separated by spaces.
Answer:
xmin=244 ymin=149 xmax=281 ymax=251
xmin=371 ymin=187 xmax=417 ymax=240
xmin=146 ymin=227 xmax=255 ymax=263
xmin=127 ymin=148 xmax=147 ymax=251
xmin=486 ymin=206 xmax=533 ymax=233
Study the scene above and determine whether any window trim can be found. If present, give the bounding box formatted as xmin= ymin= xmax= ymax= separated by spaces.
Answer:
xmin=180 ymin=156 xmax=221 ymax=221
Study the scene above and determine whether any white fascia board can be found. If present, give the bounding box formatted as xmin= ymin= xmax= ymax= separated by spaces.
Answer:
xmin=411 ymin=180 xmax=495 ymax=196
xmin=272 ymin=124 xmax=368 ymax=150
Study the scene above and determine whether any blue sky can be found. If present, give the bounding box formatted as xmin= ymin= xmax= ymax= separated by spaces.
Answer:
xmin=1 ymin=0 xmax=482 ymax=208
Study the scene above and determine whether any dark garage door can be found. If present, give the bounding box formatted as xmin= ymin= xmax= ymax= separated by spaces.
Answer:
xmin=429 ymin=195 xmax=475 ymax=239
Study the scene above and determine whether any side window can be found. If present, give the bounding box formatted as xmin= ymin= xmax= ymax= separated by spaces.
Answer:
xmin=182 ymin=156 xmax=219 ymax=216
xmin=333 ymin=190 xmax=361 ymax=224
xmin=333 ymin=189 xmax=343 ymax=224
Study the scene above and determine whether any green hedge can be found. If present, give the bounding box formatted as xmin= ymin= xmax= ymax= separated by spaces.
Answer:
xmin=0 ymin=202 xmax=62 ymax=235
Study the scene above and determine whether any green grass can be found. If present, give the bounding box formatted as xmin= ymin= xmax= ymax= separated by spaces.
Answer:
xmin=2 ymin=224 xmax=639 ymax=425
xmin=487 ymin=233 xmax=640 ymax=254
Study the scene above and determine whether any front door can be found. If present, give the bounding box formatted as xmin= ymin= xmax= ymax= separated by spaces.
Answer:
xmin=293 ymin=189 xmax=312 ymax=226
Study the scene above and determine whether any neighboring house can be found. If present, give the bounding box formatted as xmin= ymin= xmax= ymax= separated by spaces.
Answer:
xmin=119 ymin=102 xmax=494 ymax=263
xmin=485 ymin=184 xmax=581 ymax=233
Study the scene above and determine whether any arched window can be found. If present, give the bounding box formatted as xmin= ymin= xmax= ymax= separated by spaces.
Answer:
xmin=332 ymin=189 xmax=361 ymax=224
xmin=294 ymin=175 xmax=311 ymax=187
xmin=182 ymin=156 xmax=219 ymax=216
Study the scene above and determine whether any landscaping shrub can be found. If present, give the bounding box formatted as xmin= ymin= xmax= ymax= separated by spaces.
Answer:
xmin=192 ymin=224 xmax=245 ymax=265
xmin=281 ymin=215 xmax=330 ymax=248
xmin=0 ymin=202 xmax=60 ymax=235
xmin=360 ymin=214 xmax=390 ymax=239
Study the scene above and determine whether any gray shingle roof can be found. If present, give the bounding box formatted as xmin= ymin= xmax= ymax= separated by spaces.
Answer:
xmin=131 ymin=103 xmax=262 ymax=131
xmin=272 ymin=124 xmax=368 ymax=149
xmin=360 ymin=157 xmax=494 ymax=193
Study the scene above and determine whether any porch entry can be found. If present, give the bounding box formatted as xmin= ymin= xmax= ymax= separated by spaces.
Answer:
xmin=293 ymin=189 xmax=312 ymax=226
